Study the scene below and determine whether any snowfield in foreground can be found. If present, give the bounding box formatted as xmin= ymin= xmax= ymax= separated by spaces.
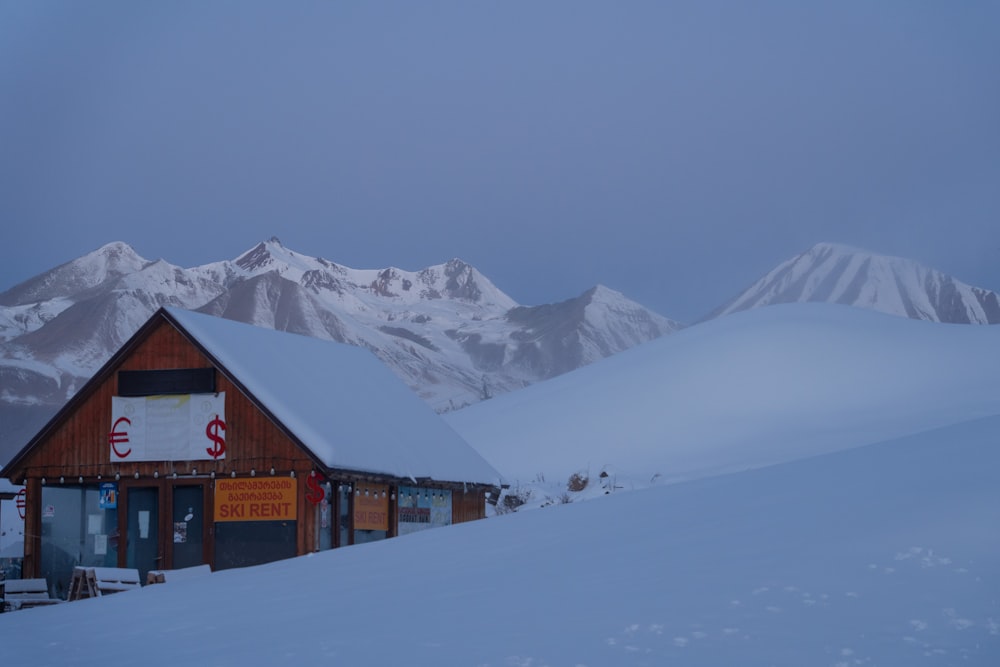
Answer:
xmin=1 ymin=416 xmax=998 ymax=666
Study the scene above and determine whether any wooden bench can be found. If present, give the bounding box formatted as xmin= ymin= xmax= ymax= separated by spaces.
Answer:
xmin=146 ymin=564 xmax=212 ymax=585
xmin=68 ymin=567 xmax=142 ymax=600
xmin=88 ymin=567 xmax=142 ymax=596
xmin=1 ymin=578 xmax=62 ymax=611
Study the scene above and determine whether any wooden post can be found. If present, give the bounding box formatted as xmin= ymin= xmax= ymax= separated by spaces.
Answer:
xmin=22 ymin=477 xmax=42 ymax=579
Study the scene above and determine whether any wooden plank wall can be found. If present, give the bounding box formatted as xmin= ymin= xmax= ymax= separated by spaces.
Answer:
xmin=452 ymin=488 xmax=487 ymax=523
xmin=13 ymin=318 xmax=314 ymax=481
xmin=13 ymin=316 xmax=321 ymax=567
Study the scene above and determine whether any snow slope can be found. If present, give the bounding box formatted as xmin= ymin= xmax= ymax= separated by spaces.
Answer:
xmin=445 ymin=303 xmax=1000 ymax=502
xmin=0 ymin=415 xmax=997 ymax=666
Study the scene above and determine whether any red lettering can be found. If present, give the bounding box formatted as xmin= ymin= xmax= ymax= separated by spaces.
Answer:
xmin=219 ymin=503 xmax=245 ymax=518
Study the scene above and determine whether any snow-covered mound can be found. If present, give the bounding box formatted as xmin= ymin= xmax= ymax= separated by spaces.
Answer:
xmin=1 ymin=415 xmax=996 ymax=665
xmin=445 ymin=302 xmax=1000 ymax=497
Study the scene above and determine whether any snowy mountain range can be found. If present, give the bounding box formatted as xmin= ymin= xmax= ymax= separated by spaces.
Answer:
xmin=0 ymin=238 xmax=679 ymax=462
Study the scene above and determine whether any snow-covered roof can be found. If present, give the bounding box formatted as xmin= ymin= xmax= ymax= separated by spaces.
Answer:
xmin=164 ymin=307 xmax=502 ymax=486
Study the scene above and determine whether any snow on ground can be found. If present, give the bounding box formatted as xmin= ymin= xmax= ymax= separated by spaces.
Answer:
xmin=0 ymin=415 xmax=997 ymax=666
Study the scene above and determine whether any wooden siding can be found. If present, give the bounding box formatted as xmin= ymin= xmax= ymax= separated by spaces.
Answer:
xmin=12 ymin=316 xmax=323 ymax=568
xmin=21 ymin=477 xmax=41 ymax=578
xmin=452 ymin=488 xmax=487 ymax=523
xmin=11 ymin=318 xmax=318 ymax=482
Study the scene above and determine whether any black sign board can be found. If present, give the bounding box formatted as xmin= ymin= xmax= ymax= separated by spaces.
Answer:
xmin=118 ymin=368 xmax=216 ymax=397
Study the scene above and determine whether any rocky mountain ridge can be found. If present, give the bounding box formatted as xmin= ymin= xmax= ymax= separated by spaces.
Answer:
xmin=0 ymin=238 xmax=680 ymax=461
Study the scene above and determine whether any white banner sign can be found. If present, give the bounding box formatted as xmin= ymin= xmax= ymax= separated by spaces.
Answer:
xmin=110 ymin=393 xmax=226 ymax=462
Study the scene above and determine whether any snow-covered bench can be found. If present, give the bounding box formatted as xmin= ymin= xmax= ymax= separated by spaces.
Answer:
xmin=2 ymin=578 xmax=62 ymax=611
xmin=88 ymin=567 xmax=142 ymax=596
xmin=68 ymin=566 xmax=142 ymax=600
xmin=146 ymin=564 xmax=212 ymax=585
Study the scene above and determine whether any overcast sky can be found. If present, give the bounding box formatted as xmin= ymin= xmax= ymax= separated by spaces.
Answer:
xmin=2 ymin=1 xmax=998 ymax=322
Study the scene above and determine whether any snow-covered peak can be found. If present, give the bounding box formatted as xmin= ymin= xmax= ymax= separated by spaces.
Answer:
xmin=233 ymin=237 xmax=333 ymax=283
xmin=229 ymin=240 xmax=517 ymax=310
xmin=417 ymin=258 xmax=518 ymax=310
xmin=708 ymin=242 xmax=1000 ymax=324
xmin=583 ymin=284 xmax=651 ymax=310
xmin=64 ymin=242 xmax=150 ymax=286
xmin=58 ymin=241 xmax=150 ymax=281
xmin=582 ymin=284 xmax=622 ymax=303
xmin=805 ymin=241 xmax=866 ymax=256
xmin=579 ymin=284 xmax=682 ymax=341
xmin=0 ymin=241 xmax=150 ymax=307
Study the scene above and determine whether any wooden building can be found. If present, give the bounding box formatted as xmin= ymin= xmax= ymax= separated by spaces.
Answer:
xmin=1 ymin=307 xmax=502 ymax=598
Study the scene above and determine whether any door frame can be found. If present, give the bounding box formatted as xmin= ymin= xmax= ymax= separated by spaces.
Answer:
xmin=117 ymin=478 xmax=213 ymax=572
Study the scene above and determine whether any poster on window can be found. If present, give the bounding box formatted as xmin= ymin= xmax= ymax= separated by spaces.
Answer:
xmin=110 ymin=393 xmax=226 ymax=462
xmin=397 ymin=486 xmax=451 ymax=536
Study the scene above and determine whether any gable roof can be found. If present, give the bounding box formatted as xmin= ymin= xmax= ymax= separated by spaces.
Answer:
xmin=3 ymin=307 xmax=503 ymax=487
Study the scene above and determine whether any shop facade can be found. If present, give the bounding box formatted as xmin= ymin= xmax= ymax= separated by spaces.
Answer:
xmin=1 ymin=308 xmax=502 ymax=599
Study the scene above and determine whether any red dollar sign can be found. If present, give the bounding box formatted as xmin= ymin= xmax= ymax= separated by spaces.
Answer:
xmin=306 ymin=472 xmax=325 ymax=505
xmin=205 ymin=415 xmax=226 ymax=459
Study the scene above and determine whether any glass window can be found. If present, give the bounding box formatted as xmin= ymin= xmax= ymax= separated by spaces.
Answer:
xmin=316 ymin=481 xmax=333 ymax=552
xmin=39 ymin=485 xmax=118 ymax=600
xmin=399 ymin=486 xmax=452 ymax=536
xmin=214 ymin=521 xmax=296 ymax=570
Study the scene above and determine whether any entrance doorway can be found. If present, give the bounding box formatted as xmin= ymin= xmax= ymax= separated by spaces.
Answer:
xmin=123 ymin=480 xmax=210 ymax=581
xmin=171 ymin=485 xmax=205 ymax=569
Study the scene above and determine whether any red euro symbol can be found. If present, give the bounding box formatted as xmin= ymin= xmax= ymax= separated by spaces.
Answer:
xmin=109 ymin=416 xmax=132 ymax=458
xmin=15 ymin=488 xmax=26 ymax=520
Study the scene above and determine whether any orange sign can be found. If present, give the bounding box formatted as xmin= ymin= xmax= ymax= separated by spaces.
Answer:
xmin=214 ymin=477 xmax=297 ymax=522
xmin=354 ymin=484 xmax=388 ymax=531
